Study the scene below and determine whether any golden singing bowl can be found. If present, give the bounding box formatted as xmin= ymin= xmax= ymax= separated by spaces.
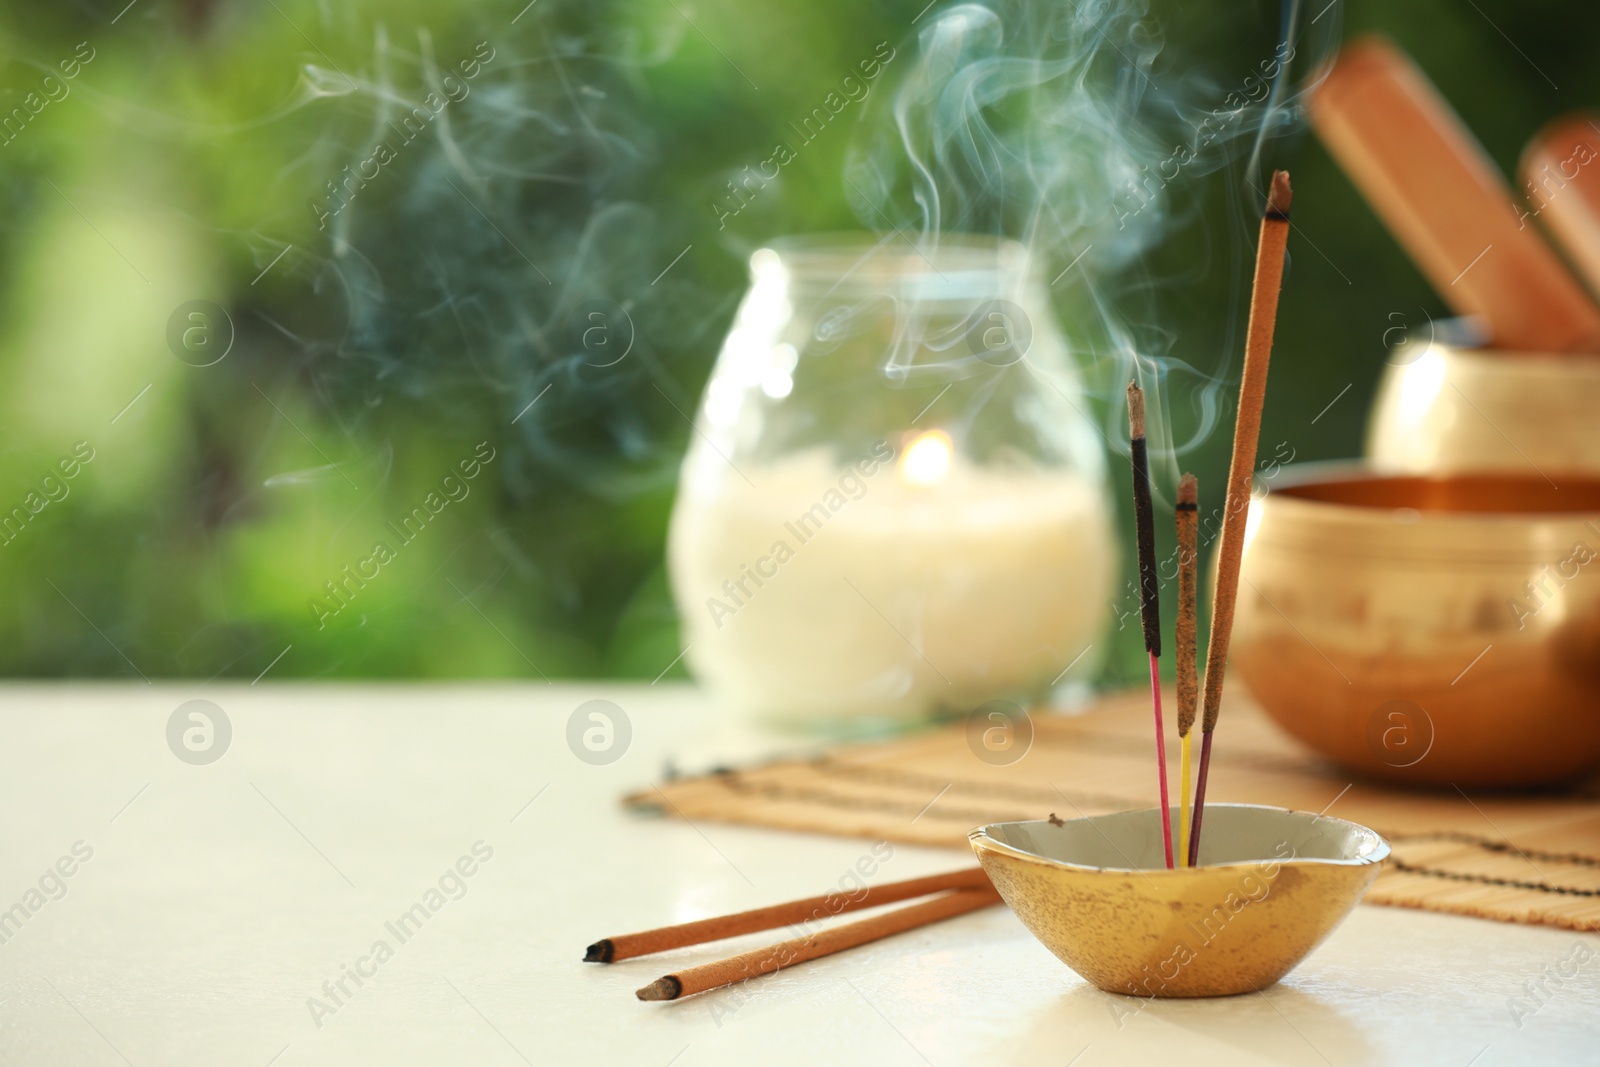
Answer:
xmin=1231 ymin=465 xmax=1600 ymax=787
xmin=1369 ymin=341 xmax=1600 ymax=475
xmin=969 ymin=805 xmax=1387 ymax=998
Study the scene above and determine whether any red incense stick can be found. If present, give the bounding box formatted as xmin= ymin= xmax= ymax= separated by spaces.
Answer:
xmin=1147 ymin=649 xmax=1171 ymax=865
xmin=1127 ymin=381 xmax=1173 ymax=869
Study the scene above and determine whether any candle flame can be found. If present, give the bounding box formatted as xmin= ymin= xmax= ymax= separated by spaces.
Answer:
xmin=899 ymin=429 xmax=953 ymax=486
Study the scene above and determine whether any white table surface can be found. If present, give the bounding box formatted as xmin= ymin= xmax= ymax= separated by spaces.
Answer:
xmin=0 ymin=682 xmax=1595 ymax=1067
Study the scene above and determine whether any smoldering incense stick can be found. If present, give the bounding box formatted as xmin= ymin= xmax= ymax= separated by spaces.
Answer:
xmin=1189 ymin=169 xmax=1293 ymax=867
xmin=1126 ymin=381 xmax=1173 ymax=870
xmin=635 ymin=888 xmax=1002 ymax=1001
xmin=1175 ymin=473 xmax=1198 ymax=869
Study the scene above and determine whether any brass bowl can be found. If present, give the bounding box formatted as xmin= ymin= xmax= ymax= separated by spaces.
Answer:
xmin=1369 ymin=341 xmax=1600 ymax=475
xmin=969 ymin=805 xmax=1388 ymax=998
xmin=1231 ymin=465 xmax=1600 ymax=786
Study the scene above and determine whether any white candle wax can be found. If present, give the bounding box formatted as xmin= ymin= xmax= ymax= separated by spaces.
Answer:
xmin=669 ymin=432 xmax=1115 ymax=722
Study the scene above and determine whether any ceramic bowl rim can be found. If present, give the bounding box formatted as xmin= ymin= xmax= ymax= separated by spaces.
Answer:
xmin=1410 ymin=340 xmax=1600 ymax=375
xmin=968 ymin=802 xmax=1391 ymax=876
xmin=1258 ymin=461 xmax=1600 ymax=524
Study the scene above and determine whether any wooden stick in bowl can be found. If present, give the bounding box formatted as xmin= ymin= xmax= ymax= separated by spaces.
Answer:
xmin=1521 ymin=113 xmax=1600 ymax=297
xmin=586 ymin=866 xmax=991 ymax=963
xmin=1309 ymin=34 xmax=1600 ymax=354
xmin=1188 ymin=172 xmax=1292 ymax=866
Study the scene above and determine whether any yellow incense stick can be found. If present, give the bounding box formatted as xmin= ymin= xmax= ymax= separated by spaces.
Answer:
xmin=1179 ymin=734 xmax=1193 ymax=867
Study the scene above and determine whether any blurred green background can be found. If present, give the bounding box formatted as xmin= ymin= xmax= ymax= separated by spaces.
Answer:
xmin=0 ymin=0 xmax=1588 ymax=682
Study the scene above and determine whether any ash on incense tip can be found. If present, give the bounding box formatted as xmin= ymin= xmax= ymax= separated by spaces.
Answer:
xmin=1125 ymin=381 xmax=1161 ymax=659
xmin=1126 ymin=379 xmax=1148 ymax=438
xmin=635 ymin=976 xmax=683 ymax=1002
xmin=1266 ymin=168 xmax=1294 ymax=219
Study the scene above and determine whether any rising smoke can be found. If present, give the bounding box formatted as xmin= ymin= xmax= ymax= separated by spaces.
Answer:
xmin=283 ymin=1 xmax=1343 ymax=504
xmin=846 ymin=0 xmax=1342 ymax=489
xmin=268 ymin=1 xmax=1342 ymax=670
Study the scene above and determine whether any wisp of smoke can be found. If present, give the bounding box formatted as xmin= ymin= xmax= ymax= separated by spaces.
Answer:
xmin=280 ymin=1 xmax=1341 ymax=510
xmin=282 ymin=13 xmax=708 ymax=506
xmin=846 ymin=0 xmax=1341 ymax=487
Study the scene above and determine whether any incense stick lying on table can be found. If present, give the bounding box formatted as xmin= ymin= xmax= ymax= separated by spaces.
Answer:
xmin=636 ymin=887 xmax=1002 ymax=1001
xmin=1126 ymin=381 xmax=1173 ymax=870
xmin=1189 ymin=170 xmax=1292 ymax=867
xmin=1175 ymin=473 xmax=1198 ymax=869
xmin=585 ymin=866 xmax=990 ymax=963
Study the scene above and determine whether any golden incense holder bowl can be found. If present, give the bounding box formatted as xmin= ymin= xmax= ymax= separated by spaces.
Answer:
xmin=1369 ymin=341 xmax=1600 ymax=475
xmin=970 ymin=805 xmax=1387 ymax=998
xmin=1230 ymin=465 xmax=1600 ymax=786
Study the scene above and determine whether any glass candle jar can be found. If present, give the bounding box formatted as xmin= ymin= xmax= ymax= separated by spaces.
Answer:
xmin=668 ymin=234 xmax=1115 ymax=724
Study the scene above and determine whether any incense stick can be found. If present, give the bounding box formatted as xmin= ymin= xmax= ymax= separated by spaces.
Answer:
xmin=586 ymin=867 xmax=991 ymax=963
xmin=1175 ymin=473 xmax=1198 ymax=868
xmin=1126 ymin=381 xmax=1173 ymax=869
xmin=635 ymin=887 xmax=1002 ymax=1001
xmin=1189 ymin=170 xmax=1292 ymax=867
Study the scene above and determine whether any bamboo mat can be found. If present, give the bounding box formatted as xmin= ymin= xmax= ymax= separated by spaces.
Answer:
xmin=629 ymin=688 xmax=1600 ymax=931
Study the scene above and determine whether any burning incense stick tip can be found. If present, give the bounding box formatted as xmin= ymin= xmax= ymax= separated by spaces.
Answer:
xmin=1265 ymin=169 xmax=1293 ymax=220
xmin=584 ymin=939 xmax=614 ymax=963
xmin=1127 ymin=383 xmax=1160 ymax=657
xmin=636 ymin=975 xmax=684 ymax=1001
xmin=1177 ymin=472 xmax=1197 ymax=508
